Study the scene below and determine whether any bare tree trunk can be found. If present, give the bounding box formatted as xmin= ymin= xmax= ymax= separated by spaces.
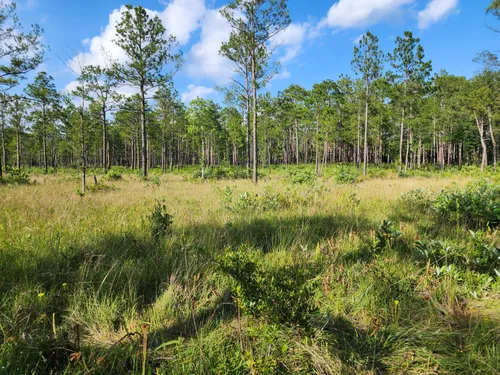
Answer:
xmin=140 ymin=85 xmax=148 ymax=178
xmin=356 ymin=106 xmax=361 ymax=168
xmin=399 ymin=108 xmax=405 ymax=170
xmin=315 ymin=114 xmax=320 ymax=175
xmin=0 ymin=114 xmax=5 ymax=177
xmin=488 ymin=107 xmax=497 ymax=169
xmin=102 ymin=106 xmax=108 ymax=172
xmin=363 ymin=86 xmax=369 ymax=177
xmin=295 ymin=119 xmax=299 ymax=165
xmin=251 ymin=45 xmax=258 ymax=184
xmin=476 ymin=116 xmax=488 ymax=172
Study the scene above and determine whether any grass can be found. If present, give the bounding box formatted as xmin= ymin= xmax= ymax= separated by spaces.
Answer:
xmin=0 ymin=165 xmax=499 ymax=374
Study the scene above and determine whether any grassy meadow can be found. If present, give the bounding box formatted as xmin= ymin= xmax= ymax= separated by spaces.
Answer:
xmin=0 ymin=165 xmax=499 ymax=374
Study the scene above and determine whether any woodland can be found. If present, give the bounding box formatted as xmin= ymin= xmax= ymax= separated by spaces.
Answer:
xmin=0 ymin=0 xmax=500 ymax=374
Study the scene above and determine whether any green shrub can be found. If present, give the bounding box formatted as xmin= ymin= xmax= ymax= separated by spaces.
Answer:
xmin=334 ymin=165 xmax=358 ymax=184
xmin=218 ymin=247 xmax=319 ymax=329
xmin=399 ymin=188 xmax=434 ymax=211
xmin=286 ymin=169 xmax=316 ymax=185
xmin=374 ymin=220 xmax=402 ymax=251
xmin=107 ymin=170 xmax=122 ymax=181
xmin=6 ymin=168 xmax=30 ymax=185
xmin=148 ymin=200 xmax=173 ymax=240
xmin=433 ymin=182 xmax=500 ymax=229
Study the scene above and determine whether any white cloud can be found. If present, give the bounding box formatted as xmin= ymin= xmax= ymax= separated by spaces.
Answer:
xmin=418 ymin=0 xmax=459 ymax=29
xmin=159 ymin=0 xmax=206 ymax=45
xmin=271 ymin=23 xmax=310 ymax=63
xmin=271 ymin=68 xmax=291 ymax=81
xmin=321 ymin=0 xmax=414 ymax=29
xmin=68 ymin=6 xmax=129 ymax=74
xmin=185 ymin=8 xmax=234 ymax=84
xmin=181 ymin=84 xmax=214 ymax=103
xmin=68 ymin=0 xmax=206 ymax=74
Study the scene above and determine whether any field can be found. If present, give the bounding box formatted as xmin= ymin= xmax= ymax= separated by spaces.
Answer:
xmin=0 ymin=166 xmax=499 ymax=374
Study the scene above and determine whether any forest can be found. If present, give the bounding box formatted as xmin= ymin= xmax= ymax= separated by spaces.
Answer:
xmin=0 ymin=0 xmax=500 ymax=374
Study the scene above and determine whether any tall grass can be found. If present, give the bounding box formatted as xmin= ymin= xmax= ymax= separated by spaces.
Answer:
xmin=0 ymin=166 xmax=498 ymax=374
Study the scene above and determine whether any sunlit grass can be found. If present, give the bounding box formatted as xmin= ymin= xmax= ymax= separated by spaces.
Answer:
xmin=0 ymin=166 xmax=498 ymax=374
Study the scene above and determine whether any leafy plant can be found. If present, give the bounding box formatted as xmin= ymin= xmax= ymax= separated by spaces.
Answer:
xmin=107 ymin=170 xmax=122 ymax=181
xmin=374 ymin=220 xmax=402 ymax=251
xmin=334 ymin=165 xmax=358 ymax=184
xmin=148 ymin=200 xmax=173 ymax=240
xmin=286 ymin=169 xmax=317 ymax=185
xmin=433 ymin=182 xmax=500 ymax=229
xmin=6 ymin=168 xmax=30 ymax=185
xmin=218 ymin=247 xmax=319 ymax=329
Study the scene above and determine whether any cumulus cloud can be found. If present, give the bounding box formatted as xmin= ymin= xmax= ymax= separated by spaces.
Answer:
xmin=271 ymin=23 xmax=310 ymax=63
xmin=181 ymin=84 xmax=215 ymax=103
xmin=418 ymin=0 xmax=459 ymax=29
xmin=159 ymin=0 xmax=206 ymax=45
xmin=321 ymin=0 xmax=414 ymax=29
xmin=185 ymin=8 xmax=234 ymax=84
xmin=68 ymin=0 xmax=206 ymax=74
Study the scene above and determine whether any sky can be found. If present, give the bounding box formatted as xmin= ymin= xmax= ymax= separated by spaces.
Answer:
xmin=12 ymin=0 xmax=499 ymax=104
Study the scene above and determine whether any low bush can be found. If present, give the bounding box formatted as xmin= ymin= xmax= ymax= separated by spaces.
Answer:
xmin=6 ymin=168 xmax=30 ymax=185
xmin=433 ymin=182 xmax=500 ymax=230
xmin=148 ymin=200 xmax=173 ymax=240
xmin=106 ymin=170 xmax=122 ymax=181
xmin=218 ymin=247 xmax=320 ymax=329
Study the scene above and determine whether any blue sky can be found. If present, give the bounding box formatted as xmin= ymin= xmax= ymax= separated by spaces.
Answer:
xmin=14 ymin=0 xmax=498 ymax=103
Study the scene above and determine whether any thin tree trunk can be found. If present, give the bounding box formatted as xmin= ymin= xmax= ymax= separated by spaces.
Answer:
xmin=488 ymin=107 xmax=497 ymax=169
xmin=140 ymin=85 xmax=147 ymax=178
xmin=476 ymin=116 xmax=488 ymax=172
xmin=363 ymin=85 xmax=369 ymax=177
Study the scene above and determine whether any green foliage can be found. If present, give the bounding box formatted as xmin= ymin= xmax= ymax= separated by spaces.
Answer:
xmin=399 ymin=188 xmax=434 ymax=210
xmin=148 ymin=200 xmax=173 ymax=240
xmin=193 ymin=166 xmax=249 ymax=180
xmin=333 ymin=165 xmax=359 ymax=184
xmin=433 ymin=182 xmax=500 ymax=229
xmin=218 ymin=247 xmax=319 ymax=329
xmin=5 ymin=168 xmax=30 ymax=184
xmin=285 ymin=168 xmax=317 ymax=185
xmin=374 ymin=220 xmax=402 ymax=251
xmin=106 ymin=169 xmax=122 ymax=181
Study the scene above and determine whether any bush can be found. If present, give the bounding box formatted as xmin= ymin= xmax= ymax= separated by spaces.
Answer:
xmin=107 ymin=170 xmax=122 ymax=181
xmin=218 ymin=247 xmax=319 ymax=329
xmin=148 ymin=200 xmax=173 ymax=240
xmin=374 ymin=220 xmax=402 ymax=251
xmin=286 ymin=169 xmax=316 ymax=185
xmin=6 ymin=168 xmax=30 ymax=185
xmin=433 ymin=182 xmax=500 ymax=229
xmin=399 ymin=188 xmax=434 ymax=211
xmin=333 ymin=165 xmax=358 ymax=184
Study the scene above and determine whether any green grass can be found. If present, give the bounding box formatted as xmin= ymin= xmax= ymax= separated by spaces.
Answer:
xmin=0 ymin=165 xmax=499 ymax=374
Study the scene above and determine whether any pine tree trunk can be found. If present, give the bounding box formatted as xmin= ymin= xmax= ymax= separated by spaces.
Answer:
xmin=140 ymin=85 xmax=148 ymax=178
xmin=363 ymin=86 xmax=369 ymax=177
xmin=476 ymin=116 xmax=488 ymax=172
xmin=488 ymin=108 xmax=497 ymax=169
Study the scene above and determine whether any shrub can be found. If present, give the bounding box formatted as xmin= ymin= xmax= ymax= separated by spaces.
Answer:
xmin=433 ymin=182 xmax=500 ymax=229
xmin=145 ymin=175 xmax=161 ymax=187
xmin=107 ymin=170 xmax=122 ymax=181
xmin=6 ymin=168 xmax=30 ymax=185
xmin=286 ymin=169 xmax=316 ymax=185
xmin=374 ymin=220 xmax=402 ymax=251
xmin=218 ymin=247 xmax=319 ymax=329
xmin=333 ymin=165 xmax=358 ymax=184
xmin=399 ymin=188 xmax=435 ymax=211
xmin=148 ymin=200 xmax=173 ymax=240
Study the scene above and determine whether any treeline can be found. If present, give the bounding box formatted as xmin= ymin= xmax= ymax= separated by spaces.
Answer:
xmin=1 ymin=1 xmax=499 ymax=187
